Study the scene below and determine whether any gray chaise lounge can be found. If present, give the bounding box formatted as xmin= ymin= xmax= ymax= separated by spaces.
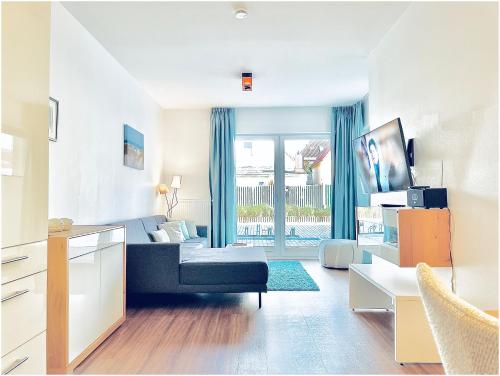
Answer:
xmin=110 ymin=215 xmax=268 ymax=308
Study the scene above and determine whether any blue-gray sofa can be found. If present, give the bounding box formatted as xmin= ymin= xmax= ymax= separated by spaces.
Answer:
xmin=110 ymin=215 xmax=268 ymax=307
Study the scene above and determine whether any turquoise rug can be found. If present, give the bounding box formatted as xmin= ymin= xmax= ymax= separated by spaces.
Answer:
xmin=267 ymin=261 xmax=320 ymax=291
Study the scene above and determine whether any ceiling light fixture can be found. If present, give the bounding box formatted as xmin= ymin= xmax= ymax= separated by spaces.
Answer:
xmin=242 ymin=72 xmax=252 ymax=91
xmin=234 ymin=9 xmax=248 ymax=20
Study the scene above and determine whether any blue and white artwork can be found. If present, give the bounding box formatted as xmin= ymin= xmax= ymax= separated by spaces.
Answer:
xmin=123 ymin=124 xmax=144 ymax=170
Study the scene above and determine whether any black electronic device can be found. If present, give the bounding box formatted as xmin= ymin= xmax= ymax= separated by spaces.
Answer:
xmin=407 ymin=187 xmax=448 ymax=208
xmin=407 ymin=138 xmax=415 ymax=166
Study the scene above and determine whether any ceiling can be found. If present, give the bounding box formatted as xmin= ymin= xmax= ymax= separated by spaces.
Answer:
xmin=63 ymin=2 xmax=409 ymax=109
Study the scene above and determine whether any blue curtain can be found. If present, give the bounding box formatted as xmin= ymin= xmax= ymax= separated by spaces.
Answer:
xmin=331 ymin=101 xmax=364 ymax=239
xmin=209 ymin=108 xmax=237 ymax=247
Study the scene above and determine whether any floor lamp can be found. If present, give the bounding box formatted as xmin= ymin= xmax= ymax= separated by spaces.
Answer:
xmin=158 ymin=175 xmax=182 ymax=218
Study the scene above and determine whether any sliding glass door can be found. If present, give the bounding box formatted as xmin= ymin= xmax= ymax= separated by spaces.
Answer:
xmin=283 ymin=137 xmax=332 ymax=257
xmin=235 ymin=137 xmax=276 ymax=250
xmin=236 ymin=135 xmax=332 ymax=258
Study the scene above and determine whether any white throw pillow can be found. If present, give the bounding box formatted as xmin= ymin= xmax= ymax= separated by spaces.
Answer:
xmin=158 ymin=222 xmax=185 ymax=243
xmin=150 ymin=229 xmax=170 ymax=243
xmin=184 ymin=220 xmax=199 ymax=238
xmin=169 ymin=220 xmax=190 ymax=240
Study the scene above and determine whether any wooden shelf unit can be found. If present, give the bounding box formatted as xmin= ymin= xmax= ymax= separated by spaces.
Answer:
xmin=356 ymin=207 xmax=451 ymax=267
xmin=47 ymin=225 xmax=126 ymax=374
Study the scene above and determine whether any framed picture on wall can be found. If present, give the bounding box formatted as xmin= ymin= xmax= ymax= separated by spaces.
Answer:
xmin=49 ymin=97 xmax=59 ymax=141
xmin=123 ymin=124 xmax=144 ymax=170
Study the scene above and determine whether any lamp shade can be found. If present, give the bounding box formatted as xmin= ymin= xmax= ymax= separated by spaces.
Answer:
xmin=171 ymin=175 xmax=182 ymax=189
xmin=157 ymin=184 xmax=169 ymax=194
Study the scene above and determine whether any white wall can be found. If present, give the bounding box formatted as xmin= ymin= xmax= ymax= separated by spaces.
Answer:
xmin=49 ymin=3 xmax=164 ymax=224
xmin=161 ymin=107 xmax=332 ymax=202
xmin=236 ymin=107 xmax=331 ymax=134
xmin=369 ymin=2 xmax=498 ymax=308
xmin=161 ymin=109 xmax=211 ymax=201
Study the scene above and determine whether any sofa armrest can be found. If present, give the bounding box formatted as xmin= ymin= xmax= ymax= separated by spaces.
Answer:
xmin=196 ymin=225 xmax=208 ymax=238
xmin=126 ymin=242 xmax=180 ymax=293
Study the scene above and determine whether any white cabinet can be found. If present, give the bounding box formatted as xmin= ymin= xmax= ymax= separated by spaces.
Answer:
xmin=1 ymin=3 xmax=51 ymax=374
xmin=48 ymin=226 xmax=126 ymax=374
xmin=1 ymin=249 xmax=48 ymax=375
xmin=1 ymin=242 xmax=47 ymax=285
xmin=100 ymin=244 xmax=125 ymax=332
xmin=1 ymin=332 xmax=46 ymax=375
xmin=1 ymin=2 xmax=50 ymax=249
xmin=68 ymin=251 xmax=101 ymax=362
xmin=2 ymin=271 xmax=47 ymax=356
xmin=349 ymin=257 xmax=451 ymax=363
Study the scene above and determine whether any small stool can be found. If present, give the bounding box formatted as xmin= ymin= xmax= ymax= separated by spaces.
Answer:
xmin=318 ymin=239 xmax=356 ymax=269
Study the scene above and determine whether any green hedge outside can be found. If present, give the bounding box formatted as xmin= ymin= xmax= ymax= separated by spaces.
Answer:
xmin=237 ymin=204 xmax=330 ymax=218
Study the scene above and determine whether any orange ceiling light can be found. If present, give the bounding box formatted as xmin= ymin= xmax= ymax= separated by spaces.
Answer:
xmin=242 ymin=73 xmax=252 ymax=91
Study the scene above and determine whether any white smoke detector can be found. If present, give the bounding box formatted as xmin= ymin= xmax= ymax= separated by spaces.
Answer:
xmin=234 ymin=9 xmax=248 ymax=20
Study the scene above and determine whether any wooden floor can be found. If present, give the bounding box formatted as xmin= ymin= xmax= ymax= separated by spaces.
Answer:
xmin=74 ymin=261 xmax=444 ymax=374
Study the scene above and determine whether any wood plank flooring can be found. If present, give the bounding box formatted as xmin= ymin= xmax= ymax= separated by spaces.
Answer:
xmin=74 ymin=261 xmax=443 ymax=374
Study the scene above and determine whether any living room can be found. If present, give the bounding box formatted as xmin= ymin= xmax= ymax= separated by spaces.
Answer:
xmin=1 ymin=1 xmax=498 ymax=375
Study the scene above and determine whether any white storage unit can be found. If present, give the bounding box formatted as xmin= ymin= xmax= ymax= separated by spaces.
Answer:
xmin=1 ymin=2 xmax=51 ymax=374
xmin=1 ymin=245 xmax=48 ymax=375
xmin=349 ymin=256 xmax=452 ymax=363
xmin=47 ymin=226 xmax=126 ymax=374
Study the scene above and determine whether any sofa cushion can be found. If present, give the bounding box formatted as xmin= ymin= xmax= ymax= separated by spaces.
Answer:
xmin=141 ymin=216 xmax=160 ymax=235
xmin=159 ymin=222 xmax=186 ymax=242
xmin=183 ymin=237 xmax=208 ymax=248
xmin=168 ymin=220 xmax=190 ymax=240
xmin=111 ymin=219 xmax=150 ymax=244
xmin=150 ymin=229 xmax=170 ymax=243
xmin=185 ymin=220 xmax=199 ymax=239
xmin=179 ymin=247 xmax=268 ymax=285
xmin=180 ymin=242 xmax=204 ymax=250
xmin=153 ymin=215 xmax=167 ymax=225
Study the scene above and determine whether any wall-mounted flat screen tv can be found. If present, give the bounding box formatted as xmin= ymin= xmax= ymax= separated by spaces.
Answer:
xmin=353 ymin=118 xmax=413 ymax=193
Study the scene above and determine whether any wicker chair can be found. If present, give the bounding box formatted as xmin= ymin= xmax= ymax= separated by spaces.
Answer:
xmin=416 ymin=263 xmax=499 ymax=374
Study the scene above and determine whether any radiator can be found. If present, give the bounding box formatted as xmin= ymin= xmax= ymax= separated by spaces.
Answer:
xmin=172 ymin=199 xmax=211 ymax=226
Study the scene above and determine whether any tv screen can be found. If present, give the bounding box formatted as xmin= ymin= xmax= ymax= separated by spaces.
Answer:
xmin=353 ymin=118 xmax=413 ymax=193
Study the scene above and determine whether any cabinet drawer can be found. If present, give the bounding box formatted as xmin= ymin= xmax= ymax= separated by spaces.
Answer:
xmin=1 ymin=272 xmax=46 ymax=356
xmin=2 ymin=241 xmax=47 ymax=284
xmin=1 ymin=331 xmax=46 ymax=375
xmin=68 ymin=228 xmax=124 ymax=259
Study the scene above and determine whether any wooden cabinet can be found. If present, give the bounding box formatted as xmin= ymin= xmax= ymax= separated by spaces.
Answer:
xmin=47 ymin=226 xmax=126 ymax=374
xmin=356 ymin=207 xmax=451 ymax=267
xmin=1 ymin=3 xmax=51 ymax=374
